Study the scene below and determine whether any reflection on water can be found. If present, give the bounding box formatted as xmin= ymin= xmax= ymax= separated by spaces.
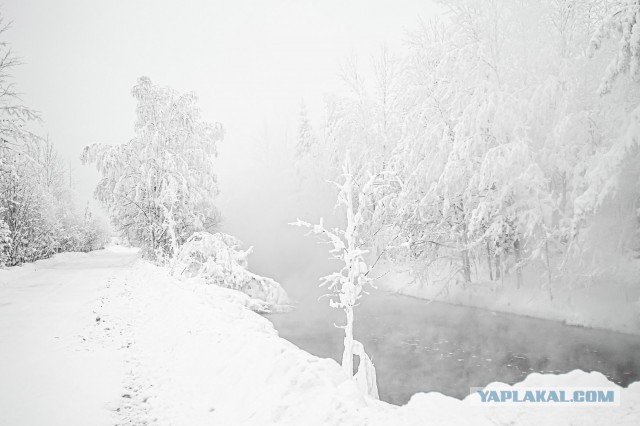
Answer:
xmin=266 ymin=290 xmax=640 ymax=405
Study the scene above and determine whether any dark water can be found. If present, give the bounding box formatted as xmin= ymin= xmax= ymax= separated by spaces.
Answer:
xmin=266 ymin=289 xmax=640 ymax=405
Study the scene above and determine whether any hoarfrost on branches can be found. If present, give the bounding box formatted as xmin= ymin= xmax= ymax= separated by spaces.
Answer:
xmin=291 ymin=154 xmax=380 ymax=399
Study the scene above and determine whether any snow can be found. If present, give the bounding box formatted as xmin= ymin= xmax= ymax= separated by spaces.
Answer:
xmin=377 ymin=263 xmax=640 ymax=336
xmin=170 ymin=231 xmax=291 ymax=312
xmin=1 ymin=247 xmax=639 ymax=425
xmin=0 ymin=248 xmax=136 ymax=425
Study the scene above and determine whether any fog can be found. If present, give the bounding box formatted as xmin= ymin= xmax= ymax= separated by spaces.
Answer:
xmin=4 ymin=0 xmax=440 ymax=295
xmin=4 ymin=1 xmax=640 ymax=419
xmin=213 ymin=128 xmax=338 ymax=302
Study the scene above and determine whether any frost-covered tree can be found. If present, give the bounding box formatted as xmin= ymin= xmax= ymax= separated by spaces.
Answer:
xmin=82 ymin=77 xmax=224 ymax=259
xmin=0 ymin=16 xmax=41 ymax=153
xmin=0 ymin=14 xmax=42 ymax=264
xmin=291 ymin=155 xmax=380 ymax=399
xmin=322 ymin=50 xmax=404 ymax=176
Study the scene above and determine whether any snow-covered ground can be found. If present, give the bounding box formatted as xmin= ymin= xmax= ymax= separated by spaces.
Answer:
xmin=1 ymin=247 xmax=639 ymax=425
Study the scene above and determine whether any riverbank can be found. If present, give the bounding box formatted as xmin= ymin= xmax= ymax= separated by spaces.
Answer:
xmin=1 ymin=247 xmax=639 ymax=425
xmin=268 ymin=286 xmax=640 ymax=404
xmin=376 ymin=261 xmax=640 ymax=336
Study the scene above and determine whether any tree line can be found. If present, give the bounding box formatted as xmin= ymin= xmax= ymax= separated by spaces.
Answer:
xmin=296 ymin=0 xmax=640 ymax=296
xmin=0 ymin=16 xmax=108 ymax=267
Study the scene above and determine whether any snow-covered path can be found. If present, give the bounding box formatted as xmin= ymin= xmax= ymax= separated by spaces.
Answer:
xmin=1 ymin=247 xmax=639 ymax=426
xmin=0 ymin=249 xmax=138 ymax=425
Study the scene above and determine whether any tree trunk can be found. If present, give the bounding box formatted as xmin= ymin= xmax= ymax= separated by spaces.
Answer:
xmin=461 ymin=223 xmax=471 ymax=285
xmin=461 ymin=249 xmax=471 ymax=285
xmin=514 ymin=238 xmax=523 ymax=289
xmin=544 ymin=239 xmax=553 ymax=301
xmin=342 ymin=305 xmax=354 ymax=377
xmin=486 ymin=241 xmax=493 ymax=281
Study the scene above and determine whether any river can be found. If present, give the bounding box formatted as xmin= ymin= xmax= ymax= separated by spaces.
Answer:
xmin=266 ymin=288 xmax=640 ymax=405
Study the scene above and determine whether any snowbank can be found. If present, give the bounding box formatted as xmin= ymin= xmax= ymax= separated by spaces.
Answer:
xmin=377 ymin=263 xmax=640 ymax=336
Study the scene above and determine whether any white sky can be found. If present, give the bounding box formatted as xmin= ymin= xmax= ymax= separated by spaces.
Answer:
xmin=4 ymin=0 xmax=441 ymax=277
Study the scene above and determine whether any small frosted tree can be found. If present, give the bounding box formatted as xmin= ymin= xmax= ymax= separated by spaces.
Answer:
xmin=0 ymin=16 xmax=41 ymax=153
xmin=291 ymin=155 xmax=379 ymax=399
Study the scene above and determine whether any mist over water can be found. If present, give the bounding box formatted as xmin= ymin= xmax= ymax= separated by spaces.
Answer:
xmin=214 ymin=127 xmax=338 ymax=304
xmin=269 ymin=288 xmax=640 ymax=405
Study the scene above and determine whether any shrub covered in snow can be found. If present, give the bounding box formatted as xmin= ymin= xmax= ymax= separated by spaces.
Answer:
xmin=0 ymin=143 xmax=110 ymax=266
xmin=1 ymin=141 xmax=109 ymax=266
xmin=170 ymin=231 xmax=290 ymax=312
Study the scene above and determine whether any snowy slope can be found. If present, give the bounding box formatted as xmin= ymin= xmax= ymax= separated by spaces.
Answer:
xmin=377 ymin=263 xmax=640 ymax=335
xmin=1 ymin=247 xmax=638 ymax=425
